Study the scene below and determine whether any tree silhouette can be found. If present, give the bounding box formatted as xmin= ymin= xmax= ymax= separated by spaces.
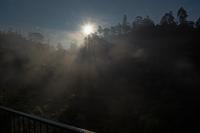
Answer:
xmin=110 ymin=26 xmax=117 ymax=35
xmin=122 ymin=14 xmax=128 ymax=26
xmin=114 ymin=23 xmax=122 ymax=35
xmin=28 ymin=32 xmax=44 ymax=42
xmin=143 ymin=16 xmax=155 ymax=28
xmin=97 ymin=26 xmax=104 ymax=36
xmin=160 ymin=11 xmax=176 ymax=26
xmin=132 ymin=16 xmax=154 ymax=30
xmin=177 ymin=7 xmax=188 ymax=24
xmin=196 ymin=17 xmax=200 ymax=28
xmin=133 ymin=16 xmax=143 ymax=29
xmin=56 ymin=42 xmax=64 ymax=51
xmin=122 ymin=14 xmax=131 ymax=34
xmin=103 ymin=28 xmax=110 ymax=37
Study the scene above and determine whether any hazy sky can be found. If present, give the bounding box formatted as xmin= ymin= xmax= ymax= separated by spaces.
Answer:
xmin=0 ymin=0 xmax=200 ymax=46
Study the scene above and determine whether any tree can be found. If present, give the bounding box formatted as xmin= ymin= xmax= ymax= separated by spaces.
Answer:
xmin=122 ymin=14 xmax=131 ymax=34
xmin=177 ymin=7 xmax=188 ymax=24
xmin=70 ymin=41 xmax=78 ymax=52
xmin=115 ymin=23 xmax=123 ymax=35
xmin=110 ymin=26 xmax=117 ymax=35
xmin=97 ymin=26 xmax=104 ymax=36
xmin=133 ymin=16 xmax=143 ymax=28
xmin=143 ymin=16 xmax=155 ymax=28
xmin=56 ymin=43 xmax=64 ymax=51
xmin=97 ymin=26 xmax=111 ymax=37
xmin=133 ymin=16 xmax=155 ymax=30
xmin=135 ymin=16 xmax=143 ymax=24
xmin=102 ymin=28 xmax=110 ymax=37
xmin=160 ymin=11 xmax=176 ymax=26
xmin=196 ymin=17 xmax=200 ymax=28
xmin=122 ymin=14 xmax=128 ymax=27
xmin=28 ymin=32 xmax=44 ymax=42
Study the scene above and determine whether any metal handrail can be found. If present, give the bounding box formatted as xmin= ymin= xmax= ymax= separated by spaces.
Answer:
xmin=0 ymin=106 xmax=94 ymax=133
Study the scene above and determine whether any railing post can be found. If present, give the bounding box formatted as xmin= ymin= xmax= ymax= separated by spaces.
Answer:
xmin=0 ymin=111 xmax=12 ymax=133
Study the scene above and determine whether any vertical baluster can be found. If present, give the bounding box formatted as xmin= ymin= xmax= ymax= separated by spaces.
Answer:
xmin=28 ymin=119 xmax=31 ymax=133
xmin=46 ymin=125 xmax=48 ymax=133
xmin=13 ymin=114 xmax=15 ymax=133
xmin=39 ymin=122 xmax=42 ymax=133
xmin=56 ymin=127 xmax=61 ymax=133
xmin=33 ymin=121 xmax=36 ymax=133
xmin=11 ymin=114 xmax=13 ymax=133
xmin=22 ymin=117 xmax=25 ymax=133
xmin=54 ymin=127 xmax=57 ymax=133
xmin=18 ymin=116 xmax=21 ymax=132
xmin=10 ymin=114 xmax=12 ymax=133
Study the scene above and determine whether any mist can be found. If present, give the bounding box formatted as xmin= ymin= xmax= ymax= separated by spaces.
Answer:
xmin=0 ymin=5 xmax=200 ymax=133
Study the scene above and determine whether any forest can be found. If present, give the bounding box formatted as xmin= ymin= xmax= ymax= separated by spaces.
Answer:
xmin=0 ymin=7 xmax=200 ymax=133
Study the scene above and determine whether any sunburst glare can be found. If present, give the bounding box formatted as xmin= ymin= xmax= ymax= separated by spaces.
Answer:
xmin=82 ymin=23 xmax=96 ymax=35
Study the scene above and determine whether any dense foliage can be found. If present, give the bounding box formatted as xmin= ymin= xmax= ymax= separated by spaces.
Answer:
xmin=0 ymin=7 xmax=200 ymax=133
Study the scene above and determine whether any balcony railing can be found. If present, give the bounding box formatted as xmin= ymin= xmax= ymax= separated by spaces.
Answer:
xmin=0 ymin=106 xmax=94 ymax=133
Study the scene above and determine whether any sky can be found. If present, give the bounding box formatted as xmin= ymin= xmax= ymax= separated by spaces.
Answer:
xmin=0 ymin=0 xmax=200 ymax=46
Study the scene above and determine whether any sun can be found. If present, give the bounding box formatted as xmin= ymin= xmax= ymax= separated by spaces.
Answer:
xmin=82 ymin=23 xmax=95 ymax=35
